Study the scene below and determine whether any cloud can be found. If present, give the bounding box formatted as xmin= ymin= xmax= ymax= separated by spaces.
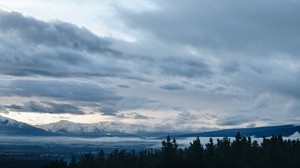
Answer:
xmin=0 ymin=80 xmax=165 ymax=116
xmin=255 ymin=93 xmax=271 ymax=109
xmin=5 ymin=101 xmax=84 ymax=114
xmin=285 ymin=100 xmax=300 ymax=116
xmin=117 ymin=96 xmax=151 ymax=110
xmin=176 ymin=112 xmax=199 ymax=125
xmin=247 ymin=123 xmax=256 ymax=128
xmin=1 ymin=2 xmax=300 ymax=129
xmin=0 ymin=105 xmax=9 ymax=114
xmin=117 ymin=84 xmax=130 ymax=88
xmin=119 ymin=0 xmax=300 ymax=55
xmin=43 ymin=102 xmax=83 ymax=114
xmin=4 ymin=104 xmax=22 ymax=110
xmin=160 ymin=83 xmax=185 ymax=91
xmin=233 ymin=61 xmax=300 ymax=100
xmin=0 ymin=10 xmax=212 ymax=81
xmin=216 ymin=113 xmax=256 ymax=126
xmin=0 ymin=80 xmax=122 ymax=102
xmin=119 ymin=112 xmax=152 ymax=119
xmin=0 ymin=10 xmax=114 ymax=53
xmin=132 ymin=113 xmax=151 ymax=119
xmin=159 ymin=57 xmax=212 ymax=78
xmin=98 ymin=105 xmax=119 ymax=116
xmin=0 ymin=10 xmax=131 ymax=79
xmin=222 ymin=61 xmax=240 ymax=74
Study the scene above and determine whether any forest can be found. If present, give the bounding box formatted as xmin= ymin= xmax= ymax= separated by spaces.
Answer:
xmin=43 ymin=133 xmax=300 ymax=168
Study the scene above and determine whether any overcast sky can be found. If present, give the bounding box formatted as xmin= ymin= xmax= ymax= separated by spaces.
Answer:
xmin=0 ymin=0 xmax=300 ymax=132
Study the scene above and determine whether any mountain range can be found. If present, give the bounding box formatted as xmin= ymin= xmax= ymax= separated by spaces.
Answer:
xmin=36 ymin=120 xmax=152 ymax=137
xmin=1 ymin=115 xmax=299 ymax=138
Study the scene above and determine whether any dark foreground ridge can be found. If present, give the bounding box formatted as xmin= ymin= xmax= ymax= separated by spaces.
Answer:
xmin=42 ymin=133 xmax=300 ymax=168
xmin=177 ymin=124 xmax=300 ymax=138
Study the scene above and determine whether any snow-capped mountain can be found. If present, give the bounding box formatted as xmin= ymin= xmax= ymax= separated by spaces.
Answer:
xmin=2 ymin=115 xmax=299 ymax=138
xmin=36 ymin=120 xmax=155 ymax=136
xmin=0 ymin=115 xmax=50 ymax=135
xmin=0 ymin=115 xmax=27 ymax=128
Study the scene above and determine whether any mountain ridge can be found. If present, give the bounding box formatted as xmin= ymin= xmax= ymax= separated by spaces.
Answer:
xmin=0 ymin=115 xmax=52 ymax=135
xmin=35 ymin=119 xmax=155 ymax=137
xmin=1 ymin=115 xmax=300 ymax=138
xmin=176 ymin=124 xmax=300 ymax=138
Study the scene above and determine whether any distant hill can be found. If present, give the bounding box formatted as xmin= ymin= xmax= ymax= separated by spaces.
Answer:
xmin=1 ymin=115 xmax=299 ymax=138
xmin=177 ymin=125 xmax=300 ymax=138
xmin=0 ymin=115 xmax=51 ymax=136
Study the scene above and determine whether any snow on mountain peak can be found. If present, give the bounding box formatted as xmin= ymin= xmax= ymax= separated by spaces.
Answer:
xmin=36 ymin=120 xmax=155 ymax=135
xmin=289 ymin=131 xmax=300 ymax=138
xmin=0 ymin=115 xmax=26 ymax=128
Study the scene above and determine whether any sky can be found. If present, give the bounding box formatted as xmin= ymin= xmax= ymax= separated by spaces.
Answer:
xmin=0 ymin=0 xmax=300 ymax=132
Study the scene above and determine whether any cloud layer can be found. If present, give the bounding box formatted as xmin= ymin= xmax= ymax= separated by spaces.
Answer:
xmin=1 ymin=0 xmax=300 ymax=130
xmin=5 ymin=101 xmax=84 ymax=115
xmin=119 ymin=0 xmax=300 ymax=54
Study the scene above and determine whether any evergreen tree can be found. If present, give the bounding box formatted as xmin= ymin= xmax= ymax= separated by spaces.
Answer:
xmin=161 ymin=134 xmax=178 ymax=168
xmin=188 ymin=136 xmax=204 ymax=168
xmin=215 ymin=137 xmax=231 ymax=167
xmin=204 ymin=138 xmax=215 ymax=168
xmin=42 ymin=158 xmax=68 ymax=168
xmin=42 ymin=133 xmax=300 ymax=168
xmin=68 ymin=156 xmax=78 ymax=168
xmin=95 ymin=150 xmax=105 ymax=168
xmin=231 ymin=132 xmax=243 ymax=168
xmin=79 ymin=153 xmax=96 ymax=168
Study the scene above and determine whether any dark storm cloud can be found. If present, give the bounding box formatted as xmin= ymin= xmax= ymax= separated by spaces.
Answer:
xmin=97 ymin=96 xmax=168 ymax=116
xmin=117 ymin=84 xmax=130 ymax=88
xmin=0 ymin=10 xmax=114 ymax=53
xmin=221 ymin=61 xmax=240 ymax=74
xmin=234 ymin=63 xmax=300 ymax=100
xmin=117 ymin=97 xmax=149 ymax=110
xmin=4 ymin=104 xmax=22 ymax=110
xmin=119 ymin=0 xmax=300 ymax=54
xmin=270 ymin=77 xmax=300 ymax=100
xmin=131 ymin=112 xmax=151 ymax=119
xmin=216 ymin=113 xmax=255 ymax=126
xmin=0 ymin=10 xmax=129 ymax=78
xmin=1 ymin=79 xmax=168 ymax=115
xmin=117 ymin=96 xmax=165 ymax=111
xmin=117 ymin=112 xmax=152 ymax=119
xmin=41 ymin=102 xmax=84 ymax=114
xmin=0 ymin=46 xmax=89 ymax=77
xmin=5 ymin=101 xmax=84 ymax=114
xmin=159 ymin=83 xmax=185 ymax=91
xmin=0 ymin=10 xmax=212 ymax=81
xmin=1 ymin=80 xmax=122 ymax=102
xmin=1 ymin=1 xmax=299 ymax=127
xmin=113 ymin=0 xmax=300 ymax=108
xmin=98 ymin=105 xmax=119 ymax=116
xmin=159 ymin=57 xmax=212 ymax=78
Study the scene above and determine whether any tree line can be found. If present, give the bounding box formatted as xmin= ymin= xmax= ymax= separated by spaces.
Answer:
xmin=42 ymin=132 xmax=300 ymax=168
